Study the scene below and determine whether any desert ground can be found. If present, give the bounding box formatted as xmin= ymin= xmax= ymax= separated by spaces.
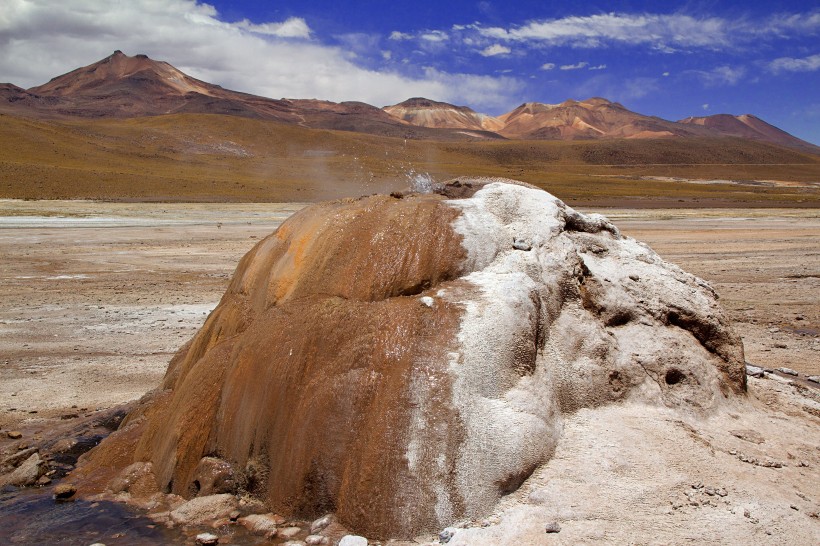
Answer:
xmin=1 ymin=199 xmax=818 ymax=544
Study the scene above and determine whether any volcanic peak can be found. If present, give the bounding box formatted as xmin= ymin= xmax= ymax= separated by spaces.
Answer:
xmin=29 ymin=50 xmax=215 ymax=98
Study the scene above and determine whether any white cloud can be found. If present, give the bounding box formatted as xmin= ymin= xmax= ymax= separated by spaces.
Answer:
xmin=389 ymin=31 xmax=413 ymax=41
xmin=589 ymin=64 xmax=607 ymax=70
xmin=560 ymin=61 xmax=588 ymax=70
xmin=702 ymin=103 xmax=710 ymax=110
xmin=692 ymin=65 xmax=747 ymax=86
xmin=767 ymin=53 xmax=820 ymax=73
xmin=480 ymin=44 xmax=511 ymax=57
xmin=0 ymin=0 xmax=522 ymax=110
xmin=420 ymin=30 xmax=448 ymax=42
xmin=421 ymin=67 xmax=524 ymax=110
xmin=540 ymin=63 xmax=555 ymax=70
xmin=235 ymin=17 xmax=311 ymax=38
xmin=662 ymin=71 xmax=670 ymax=77
xmin=472 ymin=11 xmax=820 ymax=51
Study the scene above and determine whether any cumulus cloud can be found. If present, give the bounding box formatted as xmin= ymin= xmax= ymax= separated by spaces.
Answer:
xmin=540 ymin=63 xmax=556 ymax=70
xmin=589 ymin=64 xmax=607 ymax=70
xmin=480 ymin=44 xmax=511 ymax=57
xmin=0 ymin=0 xmax=522 ymax=110
xmin=560 ymin=62 xmax=588 ymax=70
xmin=767 ymin=53 xmax=820 ymax=73
xmin=702 ymin=103 xmax=710 ymax=110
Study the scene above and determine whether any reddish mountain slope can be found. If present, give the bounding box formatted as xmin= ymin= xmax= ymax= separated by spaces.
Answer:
xmin=5 ymin=52 xmax=494 ymax=140
xmin=678 ymin=114 xmax=815 ymax=152
xmin=498 ymin=98 xmax=709 ymax=140
xmin=383 ymin=97 xmax=504 ymax=133
xmin=1 ymin=51 xmax=816 ymax=150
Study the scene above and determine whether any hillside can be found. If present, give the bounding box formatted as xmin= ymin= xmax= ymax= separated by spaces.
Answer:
xmin=1 ymin=111 xmax=818 ymax=206
xmin=2 ymin=51 xmax=817 ymax=151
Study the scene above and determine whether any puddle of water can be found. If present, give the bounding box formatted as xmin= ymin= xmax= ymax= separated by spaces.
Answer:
xmin=0 ymin=486 xmax=184 ymax=545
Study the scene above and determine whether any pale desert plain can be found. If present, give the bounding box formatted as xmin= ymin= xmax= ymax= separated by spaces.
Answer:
xmin=0 ymin=198 xmax=819 ymax=545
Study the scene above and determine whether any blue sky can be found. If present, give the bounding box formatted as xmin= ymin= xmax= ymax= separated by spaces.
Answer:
xmin=2 ymin=1 xmax=818 ymax=143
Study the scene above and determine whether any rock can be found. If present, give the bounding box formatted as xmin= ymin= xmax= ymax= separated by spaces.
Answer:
xmin=54 ymin=483 xmax=77 ymax=500
xmin=108 ymin=462 xmax=158 ymax=498
xmin=278 ymin=527 xmax=302 ymax=539
xmin=310 ymin=514 xmax=333 ymax=534
xmin=745 ymin=364 xmax=765 ymax=378
xmin=283 ymin=542 xmax=306 ymax=546
xmin=1 ymin=446 xmax=38 ymax=468
xmin=777 ymin=367 xmax=798 ymax=376
xmin=730 ymin=429 xmax=765 ymax=444
xmin=193 ymin=457 xmax=237 ymax=496
xmin=420 ymin=296 xmax=435 ymax=307
xmin=6 ymin=431 xmax=22 ymax=439
xmin=74 ymin=179 xmax=746 ymax=538
xmin=512 ymin=237 xmax=532 ymax=251
xmin=50 ymin=438 xmax=79 ymax=454
xmin=807 ymin=376 xmax=820 ymax=384
xmin=305 ymin=535 xmax=329 ymax=545
xmin=239 ymin=513 xmax=282 ymax=536
xmin=195 ymin=533 xmax=219 ymax=545
xmin=237 ymin=495 xmax=269 ymax=515
xmin=339 ymin=536 xmax=368 ymax=546
xmin=545 ymin=522 xmax=562 ymax=533
xmin=0 ymin=452 xmax=45 ymax=487
xmin=36 ymin=475 xmax=52 ymax=486
xmin=439 ymin=527 xmax=457 ymax=543
xmin=169 ymin=494 xmax=238 ymax=526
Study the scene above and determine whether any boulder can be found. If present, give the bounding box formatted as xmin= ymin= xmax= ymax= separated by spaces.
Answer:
xmin=73 ymin=179 xmax=745 ymax=538
xmin=169 ymin=494 xmax=238 ymax=526
xmin=0 ymin=452 xmax=45 ymax=487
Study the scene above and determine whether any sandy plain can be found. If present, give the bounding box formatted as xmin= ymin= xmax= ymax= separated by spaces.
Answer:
xmin=0 ymin=200 xmax=818 ymax=544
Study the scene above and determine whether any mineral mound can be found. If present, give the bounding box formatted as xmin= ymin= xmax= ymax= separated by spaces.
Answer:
xmin=73 ymin=178 xmax=745 ymax=538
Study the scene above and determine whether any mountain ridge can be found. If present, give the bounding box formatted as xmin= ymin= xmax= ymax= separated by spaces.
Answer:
xmin=2 ymin=51 xmax=816 ymax=151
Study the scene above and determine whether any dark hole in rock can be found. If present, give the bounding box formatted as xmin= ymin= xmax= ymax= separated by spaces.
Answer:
xmin=609 ymin=370 xmax=624 ymax=392
xmin=605 ymin=310 xmax=632 ymax=327
xmin=665 ymin=369 xmax=685 ymax=385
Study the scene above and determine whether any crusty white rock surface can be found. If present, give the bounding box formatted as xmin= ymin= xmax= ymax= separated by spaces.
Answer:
xmin=72 ymin=178 xmax=745 ymax=539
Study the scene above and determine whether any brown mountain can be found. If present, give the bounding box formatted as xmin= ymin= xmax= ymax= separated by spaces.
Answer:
xmin=497 ymin=98 xmax=709 ymax=140
xmin=2 ymin=51 xmax=498 ymax=141
xmin=678 ymin=114 xmax=815 ymax=152
xmin=2 ymin=51 xmax=817 ymax=150
xmin=383 ymin=97 xmax=504 ymax=135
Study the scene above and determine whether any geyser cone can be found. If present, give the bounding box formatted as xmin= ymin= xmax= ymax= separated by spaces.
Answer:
xmin=73 ymin=178 xmax=745 ymax=538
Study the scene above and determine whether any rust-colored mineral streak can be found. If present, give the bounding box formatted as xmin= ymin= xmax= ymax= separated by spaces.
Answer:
xmin=74 ymin=179 xmax=746 ymax=539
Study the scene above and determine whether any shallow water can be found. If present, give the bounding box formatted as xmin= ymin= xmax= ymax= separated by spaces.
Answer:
xmin=0 ymin=486 xmax=184 ymax=545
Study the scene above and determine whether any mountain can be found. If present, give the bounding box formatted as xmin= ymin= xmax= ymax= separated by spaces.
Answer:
xmin=497 ymin=98 xmax=710 ymax=140
xmin=678 ymin=114 xmax=815 ymax=152
xmin=383 ymin=97 xmax=504 ymax=134
xmin=2 ymin=51 xmax=817 ymax=150
xmin=1 ymin=51 xmax=499 ymax=141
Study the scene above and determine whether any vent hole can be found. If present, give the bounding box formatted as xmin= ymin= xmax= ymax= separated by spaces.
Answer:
xmin=665 ymin=368 xmax=685 ymax=385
